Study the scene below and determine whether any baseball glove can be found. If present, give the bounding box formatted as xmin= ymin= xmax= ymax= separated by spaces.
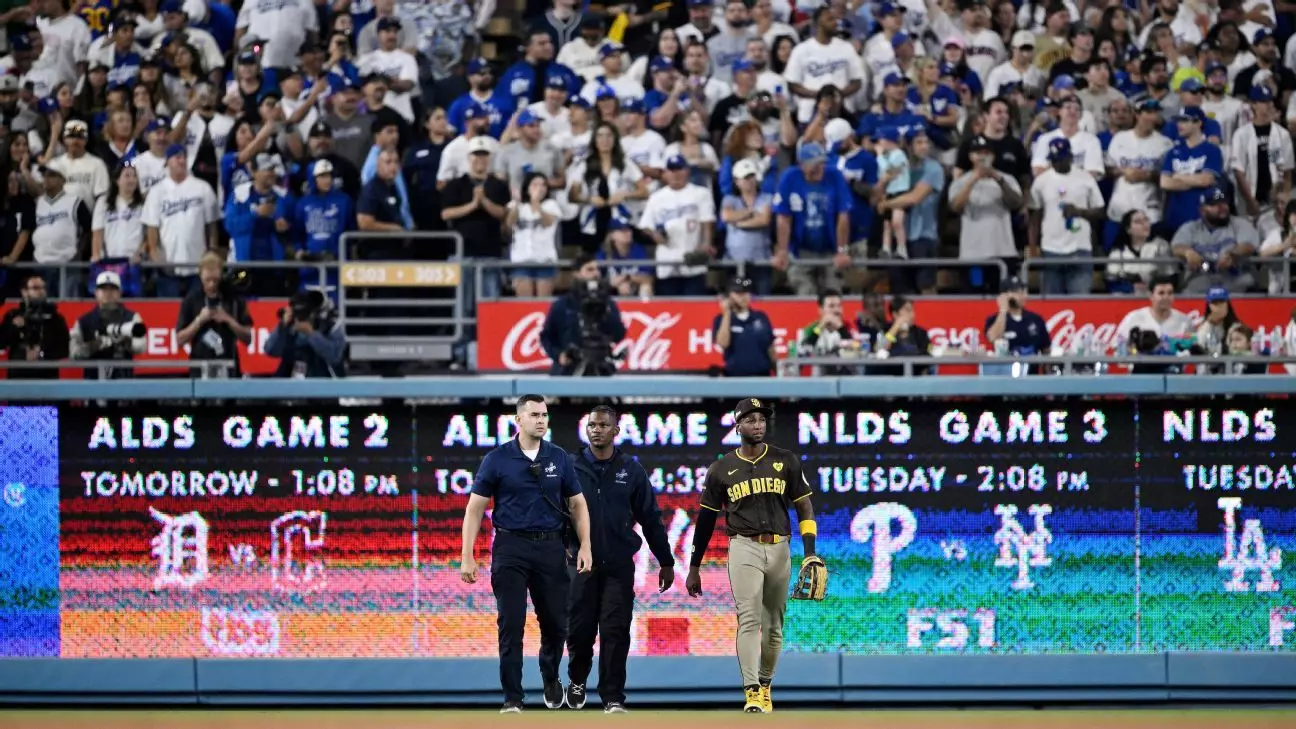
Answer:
xmin=791 ymin=556 xmax=828 ymax=601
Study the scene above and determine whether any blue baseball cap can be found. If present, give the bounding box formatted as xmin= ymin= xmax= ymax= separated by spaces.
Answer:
xmin=650 ymin=56 xmax=674 ymax=73
xmin=1135 ymin=97 xmax=1161 ymax=113
xmin=687 ymin=0 xmax=712 ymax=6
xmin=37 ymin=97 xmax=57 ymax=115
xmin=165 ymin=143 xmax=186 ymax=160
xmin=516 ymin=109 xmax=540 ymax=126
xmin=1250 ymin=85 xmax=1275 ymax=102
xmin=1254 ymin=28 xmax=1275 ymax=45
xmin=463 ymin=103 xmax=488 ymax=120
xmin=599 ymin=41 xmax=624 ymax=59
xmin=879 ymin=1 xmax=903 ymax=14
xmin=595 ymin=84 xmax=617 ymax=100
xmin=1204 ymin=62 xmax=1227 ymax=77
xmin=237 ymin=50 xmax=258 ymax=65
xmin=145 ymin=118 xmax=170 ymax=133
xmin=9 ymin=33 xmax=30 ymax=52
xmin=1200 ymin=186 xmax=1228 ymax=205
xmin=732 ymin=58 xmax=755 ymax=74
xmin=1051 ymin=75 xmax=1076 ymax=90
xmin=1047 ymin=137 xmax=1072 ymax=161
xmin=545 ymin=74 xmax=567 ymax=90
xmin=1176 ymin=106 xmax=1206 ymax=124
xmin=568 ymin=95 xmax=592 ymax=109
xmin=1206 ymin=286 xmax=1230 ymax=303
xmin=1178 ymin=77 xmax=1204 ymax=93
xmin=876 ymin=126 xmax=901 ymax=143
xmin=608 ymin=212 xmax=633 ymax=231
xmin=797 ymin=142 xmax=826 ymax=164
xmin=622 ymin=97 xmax=645 ymax=113
xmin=467 ymin=58 xmax=490 ymax=74
xmin=664 ymin=154 xmax=688 ymax=170
xmin=891 ymin=31 xmax=911 ymax=48
xmin=883 ymin=71 xmax=908 ymax=87
xmin=161 ymin=0 xmax=182 ymax=13
xmin=938 ymin=61 xmax=957 ymax=77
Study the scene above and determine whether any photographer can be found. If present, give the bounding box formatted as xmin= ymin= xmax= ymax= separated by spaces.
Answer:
xmin=0 ymin=274 xmax=70 ymax=380
xmin=540 ymin=255 xmax=627 ymax=376
xmin=175 ymin=252 xmax=254 ymax=377
xmin=70 ymin=272 xmax=146 ymax=380
xmin=265 ymin=290 xmax=347 ymax=378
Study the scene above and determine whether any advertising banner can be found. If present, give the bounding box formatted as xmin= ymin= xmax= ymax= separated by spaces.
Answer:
xmin=1 ymin=399 xmax=1289 ymax=659
xmin=477 ymin=297 xmax=1296 ymax=372
xmin=0 ymin=300 xmax=290 ymax=377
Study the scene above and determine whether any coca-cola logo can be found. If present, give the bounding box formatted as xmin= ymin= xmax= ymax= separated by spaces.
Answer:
xmin=498 ymin=311 xmax=683 ymax=371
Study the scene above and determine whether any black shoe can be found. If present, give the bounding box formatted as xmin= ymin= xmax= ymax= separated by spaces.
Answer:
xmin=543 ymin=679 xmax=565 ymax=709
xmin=604 ymin=701 xmax=627 ymax=713
xmin=500 ymin=700 xmax=523 ymax=714
xmin=565 ymin=682 xmax=587 ymax=710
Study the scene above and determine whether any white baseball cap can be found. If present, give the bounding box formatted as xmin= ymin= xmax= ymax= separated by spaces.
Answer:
xmin=312 ymin=159 xmax=334 ymax=177
xmin=824 ymin=118 xmax=853 ymax=146
xmin=467 ymin=136 xmax=493 ymax=155
xmin=1011 ymin=30 xmax=1036 ymax=49
xmin=733 ymin=159 xmax=761 ymax=180
xmin=95 ymin=271 xmax=122 ymax=289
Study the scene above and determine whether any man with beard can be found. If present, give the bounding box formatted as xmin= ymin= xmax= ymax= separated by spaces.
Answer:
xmin=1132 ymin=54 xmax=1182 ymax=119
xmin=448 ymin=58 xmax=510 ymax=138
xmin=676 ymin=0 xmax=721 ymax=47
xmin=1200 ymin=62 xmax=1245 ymax=152
xmin=70 ymin=272 xmax=146 ymax=380
xmin=785 ymin=8 xmax=864 ymax=124
xmin=1233 ymin=29 xmax=1296 ymax=107
xmin=45 ymin=119 xmax=108 ymax=205
xmin=1230 ymin=86 xmax=1293 ymax=240
xmin=562 ymin=404 xmax=674 ymax=714
xmin=168 ymin=82 xmax=234 ymax=195
xmin=707 ymin=0 xmax=754 ymax=86
xmin=287 ymin=122 xmax=362 ymax=200
xmin=0 ymin=274 xmax=69 ymax=380
xmin=1172 ymin=185 xmax=1259 ymax=293
xmin=1028 ymin=138 xmax=1105 ymax=294
xmin=686 ymin=397 xmax=819 ymax=714
xmin=319 ymin=78 xmax=373 ymax=170
xmin=437 ymin=104 xmax=500 ymax=188
xmin=498 ymin=29 xmax=582 ymax=111
xmin=709 ymin=59 xmax=759 ymax=139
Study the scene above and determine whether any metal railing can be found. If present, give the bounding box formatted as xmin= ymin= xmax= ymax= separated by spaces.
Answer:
xmin=0 ymin=359 xmax=236 ymax=378
xmin=1022 ymin=256 xmax=1293 ymax=294
xmin=778 ymin=353 xmax=1296 ymax=378
xmin=337 ymin=231 xmax=466 ymax=362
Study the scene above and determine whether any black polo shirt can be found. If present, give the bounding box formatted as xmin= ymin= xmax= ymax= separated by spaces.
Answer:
xmin=357 ymin=177 xmax=404 ymax=227
xmin=955 ymin=132 xmax=1030 ymax=180
xmin=472 ymin=438 xmax=582 ymax=532
xmin=441 ymin=173 xmax=510 ymax=258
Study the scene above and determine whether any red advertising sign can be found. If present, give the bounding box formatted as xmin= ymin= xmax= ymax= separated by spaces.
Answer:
xmin=0 ymin=299 xmax=290 ymax=377
xmin=478 ymin=297 xmax=1296 ymax=372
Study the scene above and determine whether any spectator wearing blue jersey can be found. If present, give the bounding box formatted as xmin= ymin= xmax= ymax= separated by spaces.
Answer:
xmin=498 ymin=29 xmax=582 ymax=111
xmin=291 ymin=160 xmax=354 ymax=294
xmin=857 ymin=72 xmax=925 ymax=143
xmin=1160 ymin=107 xmax=1224 ymax=236
xmin=1161 ymin=80 xmax=1222 ymax=144
xmin=596 ymin=211 xmax=654 ymax=296
xmin=827 ymin=118 xmax=877 ymax=262
xmin=448 ymin=59 xmax=512 ymax=138
xmin=908 ymin=58 xmax=961 ymax=161
xmin=882 ymin=129 xmax=944 ymax=295
xmin=1171 ymin=186 xmax=1260 ymax=294
xmin=720 ymin=158 xmax=774 ymax=296
xmin=773 ymin=142 xmax=853 ymax=296
xmin=224 ymin=153 xmax=294 ymax=295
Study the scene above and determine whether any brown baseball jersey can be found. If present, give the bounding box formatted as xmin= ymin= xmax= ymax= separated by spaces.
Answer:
xmin=699 ymin=443 xmax=813 ymax=537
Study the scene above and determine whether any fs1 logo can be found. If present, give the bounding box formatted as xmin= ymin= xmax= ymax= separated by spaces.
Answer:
xmin=907 ymin=608 xmax=997 ymax=649
xmin=1218 ymin=497 xmax=1281 ymax=592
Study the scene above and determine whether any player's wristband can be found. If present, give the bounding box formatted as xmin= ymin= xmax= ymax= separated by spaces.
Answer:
xmin=799 ymin=519 xmax=817 ymax=537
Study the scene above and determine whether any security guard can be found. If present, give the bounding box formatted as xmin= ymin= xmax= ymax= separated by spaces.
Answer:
xmin=712 ymin=278 xmax=776 ymax=377
xmin=565 ymin=404 xmax=675 ymax=714
xmin=461 ymin=394 xmax=593 ymax=714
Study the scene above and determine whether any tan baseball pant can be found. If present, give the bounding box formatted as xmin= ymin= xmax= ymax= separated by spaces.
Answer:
xmin=727 ymin=535 xmax=792 ymax=688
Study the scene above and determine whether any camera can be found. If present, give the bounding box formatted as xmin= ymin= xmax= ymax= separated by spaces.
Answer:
xmin=106 ymin=321 xmax=147 ymax=340
xmin=15 ymin=299 xmax=55 ymax=345
xmin=563 ymin=279 xmax=623 ymax=377
xmin=278 ymin=290 xmax=326 ymax=325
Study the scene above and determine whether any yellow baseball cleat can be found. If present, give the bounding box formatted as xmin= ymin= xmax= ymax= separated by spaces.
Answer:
xmin=759 ymin=682 xmax=772 ymax=713
xmin=743 ymin=686 xmax=763 ymax=713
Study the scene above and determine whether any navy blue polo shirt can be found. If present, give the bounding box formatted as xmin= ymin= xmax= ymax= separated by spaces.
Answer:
xmin=984 ymin=309 xmax=1051 ymax=355
xmin=472 ymin=438 xmax=582 ymax=531
xmin=712 ymin=309 xmax=775 ymax=377
xmin=357 ymin=178 xmax=404 ymax=227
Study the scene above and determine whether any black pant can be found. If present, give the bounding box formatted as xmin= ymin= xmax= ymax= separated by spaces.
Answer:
xmin=566 ymin=558 xmax=635 ymax=704
xmin=491 ymin=531 xmax=570 ymax=703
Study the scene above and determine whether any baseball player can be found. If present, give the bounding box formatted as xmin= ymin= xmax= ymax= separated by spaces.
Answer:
xmin=685 ymin=397 xmax=822 ymax=714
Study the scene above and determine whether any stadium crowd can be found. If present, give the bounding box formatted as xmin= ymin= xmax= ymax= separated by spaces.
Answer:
xmin=1 ymin=0 xmax=1295 ymax=375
